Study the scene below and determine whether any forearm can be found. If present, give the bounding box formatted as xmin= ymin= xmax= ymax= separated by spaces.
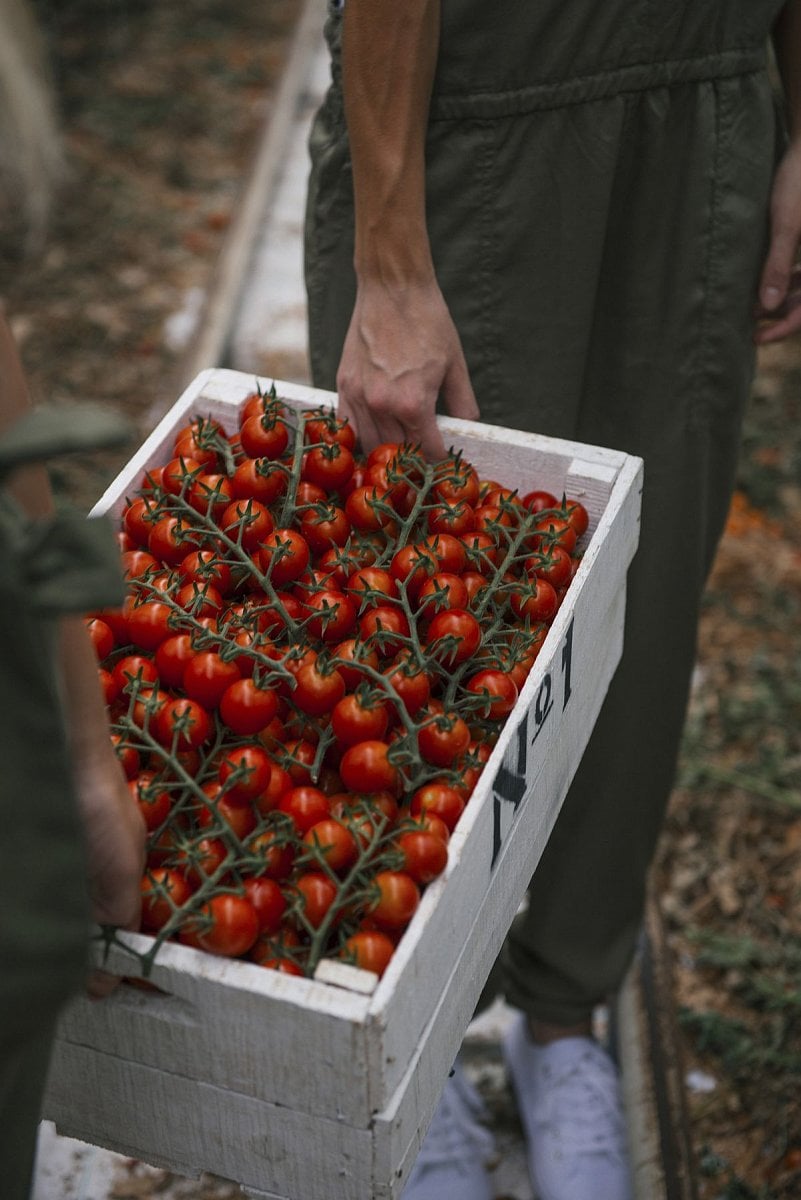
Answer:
xmin=774 ymin=0 xmax=801 ymax=140
xmin=342 ymin=0 xmax=440 ymax=285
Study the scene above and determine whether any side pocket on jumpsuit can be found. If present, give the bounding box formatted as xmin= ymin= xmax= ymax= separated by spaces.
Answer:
xmin=304 ymin=3 xmax=356 ymax=387
xmin=688 ymin=74 xmax=769 ymax=435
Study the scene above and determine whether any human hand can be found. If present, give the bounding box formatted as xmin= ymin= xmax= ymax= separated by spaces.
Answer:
xmin=336 ymin=277 xmax=480 ymax=460
xmin=74 ymin=746 xmax=146 ymax=999
xmin=755 ymin=141 xmax=801 ymax=343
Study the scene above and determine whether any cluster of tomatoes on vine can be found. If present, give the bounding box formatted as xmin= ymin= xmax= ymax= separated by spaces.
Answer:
xmin=86 ymin=386 xmax=589 ymax=980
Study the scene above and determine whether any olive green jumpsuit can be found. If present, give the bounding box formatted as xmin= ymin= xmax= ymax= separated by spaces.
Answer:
xmin=304 ymin=1 xmax=786 ymax=1025
xmin=0 ymin=408 xmax=129 ymax=1200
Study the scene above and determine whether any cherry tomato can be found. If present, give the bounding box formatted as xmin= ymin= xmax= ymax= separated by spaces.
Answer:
xmin=111 ymin=732 xmax=140 ymax=780
xmin=183 ymin=650 xmax=242 ymax=709
xmin=421 ymin=532 xmax=468 ymax=575
xmin=427 ymin=501 xmax=476 ymax=537
xmin=219 ymin=677 xmax=278 ymax=735
xmin=173 ymin=417 xmax=223 ymax=468
xmin=247 ymin=828 xmax=295 ymax=880
xmin=358 ymin=605 xmax=411 ymax=658
xmin=141 ymin=868 xmax=193 ymax=932
xmin=397 ymin=829 xmax=449 ymax=884
xmin=346 ymin=566 xmax=399 ymax=608
xmin=278 ymin=785 xmax=331 ymax=834
xmin=281 ymin=737 xmax=318 ymax=784
xmin=174 ymin=579 xmax=224 ymax=618
xmin=302 ymin=587 xmax=358 ymax=643
xmin=431 ymin=459 xmax=480 ymax=507
xmin=304 ymin=818 xmax=359 ymax=873
xmin=219 ymin=744 xmax=273 ymax=802
xmin=260 ymin=528 xmax=310 ymax=585
xmin=299 ymin=504 xmax=351 ymax=555
xmin=345 ymin=485 xmax=396 ymax=534
xmin=292 ymin=871 xmax=340 ymax=930
xmin=341 ymin=930 xmax=395 ymax=977
xmin=331 ymin=638 xmax=381 ymax=690
xmin=129 ymin=772 xmax=172 ymax=832
xmin=340 ymin=740 xmax=400 ymax=795
xmin=221 ymin=498 xmax=274 ymax=550
xmin=175 ymin=835 xmax=230 ymax=886
xmin=177 ymin=549 xmax=233 ymax=595
xmin=522 ymin=488 xmax=558 ymax=513
xmin=148 ymin=515 xmax=197 ymax=566
xmin=120 ymin=549 xmax=161 ymax=579
xmin=112 ymin=653 xmax=159 ymax=695
xmin=410 ymin=782 xmax=466 ymax=831
xmin=530 ymin=513 xmax=578 ymax=554
xmin=368 ymin=870 xmax=420 ymax=931
xmin=162 ymin=455 xmax=202 ymax=495
xmin=155 ymin=633 xmax=195 ymax=689
xmin=302 ymin=442 xmax=355 ymax=493
xmin=291 ymin=660 xmax=346 ymax=716
xmin=187 ymin=472 xmax=234 ymax=519
xmin=230 ymin=456 xmax=288 ymax=505
xmin=417 ymin=572 xmax=469 ymax=617
xmin=196 ymin=785 xmax=258 ymax=841
xmin=154 ymin=696 xmax=213 ymax=749
xmin=417 ymin=710 xmax=471 ymax=767
xmin=465 ymin=668 xmax=519 ymax=718
xmin=526 ymin=544 xmax=574 ymax=591
xmin=241 ymin=877 xmax=287 ymax=935
xmin=303 ymin=411 xmax=357 ymax=451
xmin=181 ymin=893 xmax=260 ymax=958
xmin=510 ymin=576 xmax=559 ymax=623
xmin=331 ymin=692 xmax=390 ymax=747
xmin=382 ymin=654 xmax=431 ymax=717
xmin=253 ymin=760 xmax=292 ymax=815
xmin=86 ymin=616 xmax=114 ymax=660
xmin=239 ymin=412 xmax=290 ymax=460
xmin=126 ymin=598 xmax=175 ymax=650
xmin=562 ymin=498 xmax=590 ymax=538
xmin=425 ymin=608 xmax=482 ymax=666
xmin=389 ymin=543 xmax=437 ymax=598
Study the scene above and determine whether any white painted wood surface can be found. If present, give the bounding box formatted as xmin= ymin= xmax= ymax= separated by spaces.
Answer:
xmin=44 ymin=368 xmax=643 ymax=1199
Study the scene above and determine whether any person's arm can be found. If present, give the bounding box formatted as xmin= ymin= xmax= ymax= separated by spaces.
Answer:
xmin=1 ymin=313 xmax=145 ymax=998
xmin=336 ymin=1 xmax=479 ymax=459
xmin=756 ymin=0 xmax=801 ymax=342
xmin=56 ymin=614 xmax=146 ymax=998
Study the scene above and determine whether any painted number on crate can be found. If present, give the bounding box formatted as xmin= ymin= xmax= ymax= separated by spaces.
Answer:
xmin=490 ymin=619 xmax=574 ymax=869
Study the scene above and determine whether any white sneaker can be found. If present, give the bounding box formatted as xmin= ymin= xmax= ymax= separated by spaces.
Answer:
xmin=502 ymin=1012 xmax=633 ymax=1200
xmin=402 ymin=1059 xmax=496 ymax=1200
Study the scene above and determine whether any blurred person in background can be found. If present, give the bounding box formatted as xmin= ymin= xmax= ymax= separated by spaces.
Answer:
xmin=0 ymin=4 xmax=145 ymax=1197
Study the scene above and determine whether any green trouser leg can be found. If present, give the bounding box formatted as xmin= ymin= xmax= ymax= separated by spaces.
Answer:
xmin=305 ymin=40 xmax=778 ymax=1022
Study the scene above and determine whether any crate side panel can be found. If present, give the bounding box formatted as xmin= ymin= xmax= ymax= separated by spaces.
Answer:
xmin=44 ymin=1043 xmax=376 ymax=1200
xmin=56 ymin=937 xmax=375 ymax=1122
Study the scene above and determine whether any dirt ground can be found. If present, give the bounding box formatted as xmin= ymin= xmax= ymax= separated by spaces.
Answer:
xmin=2 ymin=0 xmax=302 ymax=508
xmin=655 ymin=335 xmax=801 ymax=1200
xmin=2 ymin=4 xmax=800 ymax=1198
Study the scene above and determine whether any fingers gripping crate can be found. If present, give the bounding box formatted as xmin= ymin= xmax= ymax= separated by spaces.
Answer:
xmin=43 ymin=368 xmax=643 ymax=1200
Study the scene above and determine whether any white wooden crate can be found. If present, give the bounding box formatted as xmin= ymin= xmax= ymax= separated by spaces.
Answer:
xmin=43 ymin=368 xmax=643 ymax=1200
